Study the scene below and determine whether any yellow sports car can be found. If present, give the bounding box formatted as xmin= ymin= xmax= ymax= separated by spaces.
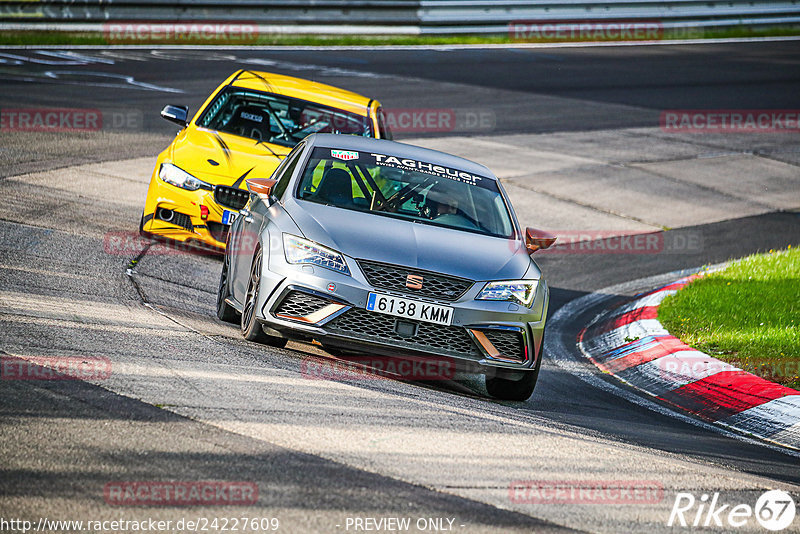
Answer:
xmin=140 ymin=69 xmax=391 ymax=251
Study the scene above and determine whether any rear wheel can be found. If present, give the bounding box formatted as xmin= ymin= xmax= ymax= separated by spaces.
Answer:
xmin=241 ymin=250 xmax=288 ymax=348
xmin=485 ymin=358 xmax=541 ymax=401
xmin=216 ymin=257 xmax=239 ymax=323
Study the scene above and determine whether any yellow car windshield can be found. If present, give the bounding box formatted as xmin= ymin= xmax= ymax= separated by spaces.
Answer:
xmin=198 ymin=87 xmax=371 ymax=147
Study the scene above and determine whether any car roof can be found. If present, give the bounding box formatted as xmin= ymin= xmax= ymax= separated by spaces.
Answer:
xmin=306 ymin=134 xmax=497 ymax=179
xmin=230 ymin=70 xmax=373 ymax=117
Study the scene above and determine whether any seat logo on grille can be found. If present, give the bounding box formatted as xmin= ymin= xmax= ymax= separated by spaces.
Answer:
xmin=406 ymin=274 xmax=424 ymax=290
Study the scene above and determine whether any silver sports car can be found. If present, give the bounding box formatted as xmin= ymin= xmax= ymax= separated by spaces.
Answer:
xmin=217 ymin=133 xmax=555 ymax=400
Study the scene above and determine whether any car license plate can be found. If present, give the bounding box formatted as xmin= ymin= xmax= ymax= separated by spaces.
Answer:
xmin=221 ymin=210 xmax=237 ymax=225
xmin=366 ymin=292 xmax=453 ymax=326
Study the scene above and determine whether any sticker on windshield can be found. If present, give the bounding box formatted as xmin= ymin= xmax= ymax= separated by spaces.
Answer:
xmin=370 ymin=153 xmax=483 ymax=185
xmin=331 ymin=150 xmax=359 ymax=161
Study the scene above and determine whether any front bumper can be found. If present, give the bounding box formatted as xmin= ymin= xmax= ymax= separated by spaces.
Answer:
xmin=254 ymin=249 xmax=548 ymax=372
xmin=141 ymin=169 xmax=244 ymax=251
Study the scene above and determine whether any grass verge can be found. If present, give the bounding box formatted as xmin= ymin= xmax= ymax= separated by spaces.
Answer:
xmin=1 ymin=25 xmax=799 ymax=46
xmin=659 ymin=247 xmax=799 ymax=390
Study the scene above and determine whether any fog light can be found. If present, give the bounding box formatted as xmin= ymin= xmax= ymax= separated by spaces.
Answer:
xmin=157 ymin=208 xmax=174 ymax=222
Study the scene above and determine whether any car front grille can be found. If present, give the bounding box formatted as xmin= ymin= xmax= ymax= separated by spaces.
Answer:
xmin=357 ymin=260 xmax=473 ymax=302
xmin=274 ymin=291 xmax=332 ymax=319
xmin=482 ymin=329 xmax=526 ymax=362
xmin=326 ymin=307 xmax=479 ymax=359
xmin=214 ymin=185 xmax=249 ymax=211
xmin=207 ymin=221 xmax=229 ymax=243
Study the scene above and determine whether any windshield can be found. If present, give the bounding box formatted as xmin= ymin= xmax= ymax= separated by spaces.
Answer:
xmin=296 ymin=147 xmax=515 ymax=238
xmin=197 ymin=87 xmax=371 ymax=147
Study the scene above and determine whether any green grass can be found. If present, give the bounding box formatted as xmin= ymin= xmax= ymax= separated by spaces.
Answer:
xmin=659 ymin=247 xmax=800 ymax=390
xmin=1 ymin=25 xmax=799 ymax=46
xmin=0 ymin=32 xmax=508 ymax=47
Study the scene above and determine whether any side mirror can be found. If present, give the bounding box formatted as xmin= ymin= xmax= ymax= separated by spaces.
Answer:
xmin=246 ymin=178 xmax=278 ymax=202
xmin=525 ymin=227 xmax=556 ymax=254
xmin=161 ymin=104 xmax=188 ymax=127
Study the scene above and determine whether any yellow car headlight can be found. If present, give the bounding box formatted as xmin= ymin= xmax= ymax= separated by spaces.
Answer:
xmin=159 ymin=163 xmax=212 ymax=191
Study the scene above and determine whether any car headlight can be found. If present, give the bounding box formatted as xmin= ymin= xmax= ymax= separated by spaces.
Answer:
xmin=283 ymin=234 xmax=350 ymax=275
xmin=476 ymin=280 xmax=538 ymax=307
xmin=159 ymin=163 xmax=212 ymax=191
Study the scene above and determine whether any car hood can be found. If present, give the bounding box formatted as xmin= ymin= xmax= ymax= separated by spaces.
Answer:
xmin=286 ymin=201 xmax=536 ymax=282
xmin=168 ymin=127 xmax=290 ymax=186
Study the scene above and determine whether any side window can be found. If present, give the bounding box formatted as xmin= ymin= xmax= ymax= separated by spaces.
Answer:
xmin=272 ymin=145 xmax=304 ymax=200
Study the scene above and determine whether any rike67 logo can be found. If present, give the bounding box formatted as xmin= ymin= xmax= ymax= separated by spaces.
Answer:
xmin=669 ymin=490 xmax=796 ymax=531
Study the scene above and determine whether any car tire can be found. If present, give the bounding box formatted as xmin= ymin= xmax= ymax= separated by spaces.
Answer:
xmin=216 ymin=257 xmax=239 ymax=324
xmin=485 ymin=359 xmax=541 ymax=401
xmin=241 ymin=249 xmax=288 ymax=348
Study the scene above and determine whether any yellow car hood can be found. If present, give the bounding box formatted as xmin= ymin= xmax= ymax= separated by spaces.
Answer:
xmin=169 ymin=127 xmax=291 ymax=186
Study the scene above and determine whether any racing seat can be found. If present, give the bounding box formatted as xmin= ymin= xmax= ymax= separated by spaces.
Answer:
xmin=315 ymin=168 xmax=354 ymax=206
xmin=227 ymin=105 xmax=269 ymax=141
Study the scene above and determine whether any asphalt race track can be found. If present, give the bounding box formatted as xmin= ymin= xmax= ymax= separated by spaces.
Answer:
xmin=1 ymin=42 xmax=799 ymax=533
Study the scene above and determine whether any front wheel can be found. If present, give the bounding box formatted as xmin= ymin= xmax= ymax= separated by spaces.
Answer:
xmin=241 ymin=250 xmax=288 ymax=348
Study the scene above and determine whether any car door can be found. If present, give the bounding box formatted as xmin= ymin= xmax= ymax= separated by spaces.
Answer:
xmin=230 ymin=143 xmax=306 ymax=302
